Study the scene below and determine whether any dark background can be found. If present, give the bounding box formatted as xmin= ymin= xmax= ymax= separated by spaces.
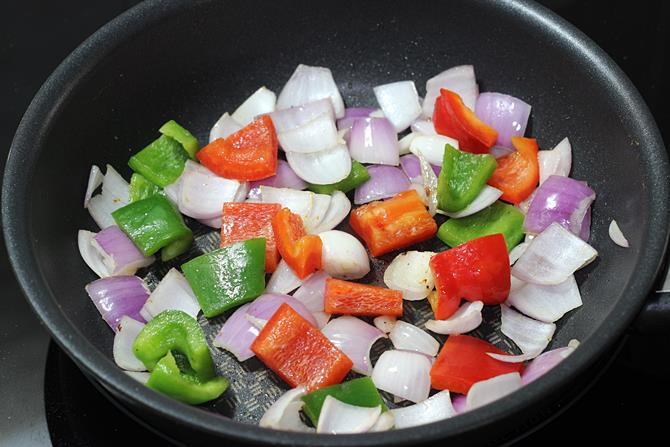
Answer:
xmin=1 ymin=0 xmax=669 ymax=445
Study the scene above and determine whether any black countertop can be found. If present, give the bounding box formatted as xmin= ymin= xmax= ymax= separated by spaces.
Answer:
xmin=2 ymin=1 xmax=669 ymax=445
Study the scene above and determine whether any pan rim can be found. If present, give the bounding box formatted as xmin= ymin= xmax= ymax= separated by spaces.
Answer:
xmin=3 ymin=0 xmax=669 ymax=444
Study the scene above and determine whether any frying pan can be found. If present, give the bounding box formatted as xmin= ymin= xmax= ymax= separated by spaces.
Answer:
xmin=3 ymin=0 xmax=670 ymax=445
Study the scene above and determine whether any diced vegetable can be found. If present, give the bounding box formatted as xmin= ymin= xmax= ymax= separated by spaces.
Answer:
xmin=307 ymin=160 xmax=370 ymax=195
xmin=474 ymin=93 xmax=531 ymax=148
xmin=159 ymin=119 xmax=200 ymax=159
xmin=272 ymin=208 xmax=322 ymax=279
xmin=128 ymin=135 xmax=189 ymax=187
xmin=85 ymin=275 xmax=149 ymax=330
xmin=488 ymin=137 xmax=539 ymax=204
xmin=181 ymin=239 xmax=266 ymax=317
xmin=302 ymin=377 xmax=386 ymax=426
xmin=324 ymin=278 xmax=403 ymax=317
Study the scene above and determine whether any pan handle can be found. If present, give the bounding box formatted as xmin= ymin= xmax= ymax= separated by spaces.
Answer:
xmin=633 ymin=259 xmax=670 ymax=334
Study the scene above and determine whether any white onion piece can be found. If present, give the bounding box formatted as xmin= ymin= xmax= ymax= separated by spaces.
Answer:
xmin=232 ymin=86 xmax=276 ymax=126
xmin=512 ymin=223 xmax=597 ymax=285
xmin=87 ymin=165 xmax=130 ymax=229
xmin=309 ymin=190 xmax=351 ymax=234
xmin=199 ymin=217 xmax=222 ymax=229
xmin=465 ymin=372 xmax=522 ymax=411
xmin=423 ymin=65 xmax=478 ymax=118
xmin=348 ymin=117 xmax=400 ymax=166
xmin=78 ymin=230 xmax=113 ymax=277
xmin=140 ymin=268 xmax=200 ymax=321
xmin=500 ymin=305 xmax=556 ymax=357
xmin=389 ymin=321 xmax=439 ymax=357
xmin=84 ymin=164 xmax=103 ymax=207
xmin=113 ymin=316 xmax=146 ymax=371
xmin=444 ymin=186 xmax=503 ymax=218
xmin=286 ymin=144 xmax=351 ymax=185
xmin=522 ymin=345 xmax=576 ymax=385
xmin=371 ymin=350 xmax=432 ymax=403
xmin=213 ymin=302 xmax=258 ymax=361
xmin=278 ymin=112 xmax=338 ymax=153
xmin=609 ymin=220 xmax=629 ymax=248
xmin=266 ymin=259 xmax=303 ymax=294
xmin=316 ymin=396 xmax=381 ymax=434
xmin=374 ymin=316 xmax=397 ymax=333
xmin=507 ymin=275 xmax=582 ymax=323
xmin=383 ymin=251 xmax=435 ymax=301
xmin=178 ymin=161 xmax=242 ymax=219
xmin=321 ymin=316 xmax=384 ymax=375
xmin=303 ymin=193 xmax=332 ymax=234
xmin=93 ymin=226 xmax=155 ymax=275
xmin=259 ymin=386 xmax=314 ymax=432
xmin=209 ymin=112 xmax=242 ymax=142
xmin=508 ymin=242 xmax=530 ymax=265
xmin=369 ymin=411 xmax=395 ymax=432
xmin=425 ymin=301 xmax=484 ymax=335
xmin=538 ymin=137 xmax=572 ymax=184
xmin=292 ymin=271 xmax=331 ymax=329
xmin=409 ymin=135 xmax=459 ymax=166
xmin=277 ymin=64 xmax=345 ymax=118
xmin=410 ymin=119 xmax=437 ymax=135
xmin=398 ymin=132 xmax=419 ymax=155
xmin=391 ymin=391 xmax=456 ymax=429
xmin=318 ymin=230 xmax=370 ymax=280
xmin=373 ymin=81 xmax=422 ymax=132
xmin=260 ymin=186 xmax=313 ymax=221
xmin=125 ymin=371 xmax=151 ymax=384
xmin=418 ymin=153 xmax=439 ymax=216
xmin=270 ymin=98 xmax=334 ymax=133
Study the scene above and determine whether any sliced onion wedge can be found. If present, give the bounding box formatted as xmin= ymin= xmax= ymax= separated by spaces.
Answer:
xmin=371 ymin=350 xmax=432 ymax=403
xmin=260 ymin=186 xmax=313 ymax=221
xmin=139 ymin=268 xmax=200 ymax=321
xmin=270 ymin=98 xmax=335 ymax=133
xmin=303 ymin=193 xmax=332 ymax=234
xmin=423 ymin=65 xmax=478 ymax=118
xmin=83 ymin=164 xmax=103 ymax=207
xmin=507 ymin=275 xmax=582 ymax=323
xmin=522 ymin=344 xmax=577 ymax=385
xmin=410 ymin=119 xmax=437 ymax=135
xmin=286 ymin=144 xmax=351 ymax=185
xmin=374 ymin=316 xmax=397 ymax=333
xmin=232 ymin=86 xmax=276 ymax=126
xmin=425 ymin=301 xmax=484 ymax=335
xmin=292 ymin=271 xmax=331 ymax=329
xmin=348 ymin=117 xmax=400 ymax=166
xmin=85 ymin=276 xmax=149 ymax=331
xmin=266 ymin=259 xmax=304 ymax=294
xmin=318 ymin=230 xmax=370 ymax=280
xmin=93 ymin=226 xmax=155 ymax=275
xmin=316 ymin=396 xmax=382 ymax=434
xmin=465 ymin=372 xmax=522 ymax=411
xmin=418 ymin=153 xmax=439 ymax=216
xmin=383 ymin=251 xmax=435 ymax=301
xmin=409 ymin=134 xmax=459 ymax=166
xmin=247 ymin=293 xmax=318 ymax=328
xmin=609 ymin=219 xmax=629 ymax=248
xmin=508 ymin=242 xmax=530 ymax=265
xmin=209 ymin=112 xmax=242 ymax=142
xmin=538 ymin=137 xmax=572 ymax=184
xmin=500 ymin=305 xmax=556 ymax=357
xmin=443 ymin=186 xmax=502 ymax=219
xmin=213 ymin=303 xmax=259 ymax=362
xmin=389 ymin=321 xmax=439 ymax=357
xmin=321 ymin=316 xmax=384 ymax=375
xmin=309 ymin=190 xmax=351 ymax=234
xmin=391 ymin=391 xmax=456 ymax=429
xmin=78 ymin=230 xmax=113 ymax=278
xmin=87 ymin=165 xmax=130 ymax=229
xmin=278 ymin=112 xmax=338 ymax=153
xmin=277 ymin=64 xmax=345 ymax=119
xmin=113 ymin=316 xmax=146 ymax=371
xmin=354 ymin=165 xmax=410 ymax=205
xmin=260 ymin=386 xmax=314 ymax=432
xmin=178 ymin=160 xmax=242 ymax=219
xmin=125 ymin=371 xmax=151 ymax=384
xmin=373 ymin=80 xmax=422 ymax=132
xmin=512 ymin=222 xmax=597 ymax=285
xmin=369 ymin=412 xmax=395 ymax=432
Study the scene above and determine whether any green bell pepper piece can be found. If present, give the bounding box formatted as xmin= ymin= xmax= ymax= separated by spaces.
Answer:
xmin=133 ymin=310 xmax=215 ymax=378
xmin=307 ymin=160 xmax=370 ymax=194
xmin=147 ymin=351 xmax=229 ymax=405
xmin=181 ymin=238 xmax=266 ymax=318
xmin=437 ymin=144 xmax=497 ymax=213
xmin=437 ymin=201 xmax=525 ymax=251
xmin=301 ymin=377 xmax=386 ymax=426
xmin=159 ymin=120 xmax=200 ymax=159
xmin=161 ymin=232 xmax=194 ymax=262
xmin=129 ymin=173 xmax=163 ymax=202
xmin=112 ymin=195 xmax=192 ymax=257
xmin=128 ymin=135 xmax=189 ymax=187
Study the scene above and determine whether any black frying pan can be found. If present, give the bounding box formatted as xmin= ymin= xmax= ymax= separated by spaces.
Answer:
xmin=3 ymin=0 xmax=670 ymax=445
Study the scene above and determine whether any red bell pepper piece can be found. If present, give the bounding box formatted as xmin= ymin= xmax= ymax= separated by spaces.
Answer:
xmin=349 ymin=189 xmax=437 ymax=257
xmin=220 ymin=202 xmax=281 ymax=273
xmin=433 ymin=88 xmax=498 ymax=154
xmin=272 ymin=207 xmax=322 ymax=279
xmin=251 ymin=303 xmax=353 ymax=391
xmin=324 ymin=278 xmax=403 ymax=317
xmin=429 ymin=234 xmax=510 ymax=320
xmin=197 ymin=115 xmax=278 ymax=181
xmin=488 ymin=137 xmax=539 ymax=204
xmin=431 ymin=335 xmax=525 ymax=394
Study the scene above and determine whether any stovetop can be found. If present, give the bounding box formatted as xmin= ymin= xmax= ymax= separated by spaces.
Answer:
xmin=2 ymin=1 xmax=669 ymax=445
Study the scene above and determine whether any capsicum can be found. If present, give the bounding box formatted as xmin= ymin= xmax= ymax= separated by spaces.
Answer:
xmin=159 ymin=119 xmax=200 ymax=159
xmin=437 ymin=144 xmax=497 ymax=213
xmin=307 ymin=160 xmax=370 ymax=194
xmin=433 ymin=88 xmax=498 ymax=154
xmin=324 ymin=278 xmax=403 ymax=317
xmin=220 ymin=202 xmax=282 ymax=273
xmin=430 ymin=335 xmax=524 ymax=394
xmin=429 ymin=233 xmax=510 ymax=320
xmin=112 ymin=195 xmax=193 ymax=259
xmin=301 ymin=377 xmax=386 ymax=426
xmin=349 ymin=189 xmax=437 ymax=257
xmin=272 ymin=207 xmax=322 ymax=279
xmin=181 ymin=238 xmax=266 ymax=317
xmin=437 ymin=201 xmax=525 ymax=251
xmin=128 ymin=134 xmax=190 ymax=187
xmin=129 ymin=173 xmax=163 ymax=203
xmin=132 ymin=310 xmax=229 ymax=404
xmin=251 ymin=303 xmax=353 ymax=392
xmin=197 ymin=115 xmax=278 ymax=181
xmin=488 ymin=137 xmax=539 ymax=204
